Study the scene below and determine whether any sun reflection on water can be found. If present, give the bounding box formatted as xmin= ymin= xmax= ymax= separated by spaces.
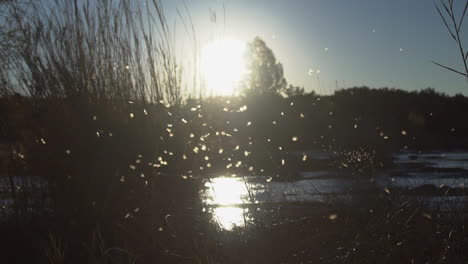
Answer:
xmin=204 ymin=177 xmax=252 ymax=230
xmin=212 ymin=207 xmax=249 ymax=230
xmin=204 ymin=177 xmax=251 ymax=205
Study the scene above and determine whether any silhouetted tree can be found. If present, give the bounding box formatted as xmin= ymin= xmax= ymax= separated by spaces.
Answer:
xmin=284 ymin=84 xmax=305 ymax=97
xmin=242 ymin=37 xmax=287 ymax=96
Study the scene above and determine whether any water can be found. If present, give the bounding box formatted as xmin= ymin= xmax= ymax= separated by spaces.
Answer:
xmin=202 ymin=150 xmax=468 ymax=230
xmin=385 ymin=150 xmax=468 ymax=189
xmin=1 ymin=150 xmax=467 ymax=229
xmin=202 ymin=176 xmax=359 ymax=229
xmin=393 ymin=151 xmax=468 ymax=170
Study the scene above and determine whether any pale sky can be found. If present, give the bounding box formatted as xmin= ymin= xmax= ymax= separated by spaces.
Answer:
xmin=164 ymin=0 xmax=468 ymax=95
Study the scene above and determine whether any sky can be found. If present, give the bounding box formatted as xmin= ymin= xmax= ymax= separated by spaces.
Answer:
xmin=163 ymin=0 xmax=468 ymax=95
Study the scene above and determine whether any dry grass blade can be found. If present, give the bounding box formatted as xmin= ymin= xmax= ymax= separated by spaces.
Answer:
xmin=435 ymin=1 xmax=457 ymax=42
xmin=433 ymin=0 xmax=468 ymax=79
xmin=458 ymin=0 xmax=468 ymax=29
xmin=441 ymin=0 xmax=453 ymax=16
xmin=432 ymin=60 xmax=468 ymax=76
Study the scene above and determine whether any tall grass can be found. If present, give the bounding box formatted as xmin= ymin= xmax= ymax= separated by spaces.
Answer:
xmin=4 ymin=0 xmax=184 ymax=104
xmin=0 ymin=0 xmax=206 ymax=262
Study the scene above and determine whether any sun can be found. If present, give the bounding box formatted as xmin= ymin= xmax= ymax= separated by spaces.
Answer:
xmin=201 ymin=39 xmax=247 ymax=96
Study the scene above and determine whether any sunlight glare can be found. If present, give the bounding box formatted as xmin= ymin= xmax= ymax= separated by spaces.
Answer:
xmin=204 ymin=177 xmax=251 ymax=230
xmin=212 ymin=207 xmax=248 ymax=230
xmin=204 ymin=177 xmax=250 ymax=205
xmin=201 ymin=39 xmax=247 ymax=96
